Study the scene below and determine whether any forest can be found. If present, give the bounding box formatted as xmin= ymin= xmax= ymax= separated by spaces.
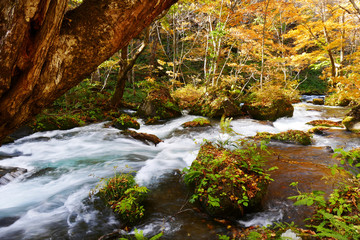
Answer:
xmin=1 ymin=0 xmax=360 ymax=239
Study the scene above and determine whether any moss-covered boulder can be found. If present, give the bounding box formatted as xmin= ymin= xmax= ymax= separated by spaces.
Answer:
xmin=306 ymin=120 xmax=343 ymax=128
xmin=244 ymin=98 xmax=294 ymax=121
xmin=189 ymin=89 xmax=243 ymax=118
xmin=111 ymin=114 xmax=140 ymax=130
xmin=308 ymin=126 xmax=330 ymax=136
xmin=342 ymin=105 xmax=360 ymax=132
xmin=255 ymin=130 xmax=312 ymax=145
xmin=182 ymin=118 xmax=211 ymax=128
xmin=312 ymin=98 xmax=324 ymax=105
xmin=183 ymin=141 xmax=271 ymax=218
xmin=137 ymin=86 xmax=182 ymax=121
xmin=31 ymin=114 xmax=84 ymax=132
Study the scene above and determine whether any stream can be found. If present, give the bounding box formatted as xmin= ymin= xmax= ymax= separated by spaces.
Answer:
xmin=0 ymin=97 xmax=358 ymax=239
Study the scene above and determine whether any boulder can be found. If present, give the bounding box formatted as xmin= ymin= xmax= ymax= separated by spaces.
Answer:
xmin=137 ymin=87 xmax=182 ymax=120
xmin=244 ymin=98 xmax=294 ymax=121
xmin=190 ymin=93 xmax=243 ymax=118
xmin=312 ymin=98 xmax=324 ymax=105
xmin=111 ymin=114 xmax=140 ymax=130
xmin=343 ymin=105 xmax=360 ymax=132
xmin=184 ymin=142 xmax=270 ymax=218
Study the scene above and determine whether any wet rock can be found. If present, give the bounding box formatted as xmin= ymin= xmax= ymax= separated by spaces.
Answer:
xmin=137 ymin=86 xmax=182 ymax=121
xmin=0 ymin=151 xmax=24 ymax=160
xmin=110 ymin=114 xmax=140 ymax=130
xmin=308 ymin=127 xmax=330 ymax=136
xmin=121 ymin=130 xmax=163 ymax=146
xmin=0 ymin=166 xmax=27 ymax=185
xmin=255 ymin=130 xmax=312 ymax=145
xmin=306 ymin=120 xmax=343 ymax=128
xmin=182 ymin=118 xmax=211 ymax=128
xmin=244 ymin=98 xmax=294 ymax=121
xmin=343 ymin=105 xmax=360 ymax=132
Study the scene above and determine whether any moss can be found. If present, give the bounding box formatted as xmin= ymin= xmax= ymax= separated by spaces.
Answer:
xmin=306 ymin=120 xmax=343 ymax=128
xmin=112 ymin=114 xmax=140 ymax=130
xmin=32 ymin=114 xmax=84 ymax=132
xmin=342 ymin=116 xmax=355 ymax=131
xmin=255 ymin=130 xmax=312 ymax=145
xmin=183 ymin=141 xmax=271 ymax=218
xmin=182 ymin=118 xmax=211 ymax=128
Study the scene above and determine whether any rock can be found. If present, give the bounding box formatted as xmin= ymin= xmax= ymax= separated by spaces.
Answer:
xmin=244 ymin=98 xmax=294 ymax=121
xmin=306 ymin=120 xmax=343 ymax=128
xmin=312 ymin=98 xmax=324 ymax=105
xmin=184 ymin=142 xmax=270 ymax=218
xmin=0 ymin=166 xmax=27 ymax=185
xmin=343 ymin=105 xmax=360 ymax=132
xmin=111 ymin=114 xmax=140 ymax=130
xmin=121 ymin=130 xmax=163 ymax=146
xmin=137 ymin=86 xmax=182 ymax=120
xmin=255 ymin=130 xmax=312 ymax=145
xmin=308 ymin=126 xmax=330 ymax=136
xmin=190 ymin=93 xmax=243 ymax=118
xmin=182 ymin=118 xmax=211 ymax=128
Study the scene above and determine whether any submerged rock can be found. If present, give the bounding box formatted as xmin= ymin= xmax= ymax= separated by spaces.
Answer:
xmin=137 ymin=86 xmax=182 ymax=121
xmin=0 ymin=166 xmax=27 ymax=185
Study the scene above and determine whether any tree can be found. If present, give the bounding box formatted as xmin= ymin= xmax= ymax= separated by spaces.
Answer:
xmin=0 ymin=0 xmax=177 ymax=143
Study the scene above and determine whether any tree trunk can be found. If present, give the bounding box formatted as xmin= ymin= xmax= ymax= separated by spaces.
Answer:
xmin=0 ymin=0 xmax=177 ymax=143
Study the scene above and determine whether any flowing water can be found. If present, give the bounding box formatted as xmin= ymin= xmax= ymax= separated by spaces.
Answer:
xmin=0 ymin=98 xmax=357 ymax=239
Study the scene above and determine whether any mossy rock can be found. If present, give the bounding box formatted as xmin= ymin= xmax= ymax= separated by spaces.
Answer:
xmin=137 ymin=86 xmax=182 ymax=120
xmin=244 ymin=98 xmax=294 ymax=121
xmin=312 ymin=98 xmax=324 ymax=105
xmin=343 ymin=105 xmax=360 ymax=132
xmin=308 ymin=126 xmax=330 ymax=136
xmin=32 ymin=114 xmax=84 ymax=132
xmin=182 ymin=118 xmax=211 ymax=128
xmin=184 ymin=142 xmax=270 ymax=218
xmin=189 ymin=88 xmax=243 ymax=118
xmin=306 ymin=120 xmax=343 ymax=128
xmin=255 ymin=130 xmax=312 ymax=145
xmin=112 ymin=114 xmax=140 ymax=130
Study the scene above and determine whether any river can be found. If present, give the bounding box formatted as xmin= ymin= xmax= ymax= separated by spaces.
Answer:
xmin=0 ymin=98 xmax=357 ymax=239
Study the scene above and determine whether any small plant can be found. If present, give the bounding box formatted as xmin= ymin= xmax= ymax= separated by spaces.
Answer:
xmin=119 ymin=229 xmax=163 ymax=240
xmin=94 ymin=172 xmax=148 ymax=225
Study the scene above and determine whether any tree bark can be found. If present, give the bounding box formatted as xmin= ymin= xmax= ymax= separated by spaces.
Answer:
xmin=0 ymin=0 xmax=177 ymax=143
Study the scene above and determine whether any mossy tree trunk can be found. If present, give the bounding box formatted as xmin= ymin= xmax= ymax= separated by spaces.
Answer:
xmin=0 ymin=0 xmax=177 ymax=143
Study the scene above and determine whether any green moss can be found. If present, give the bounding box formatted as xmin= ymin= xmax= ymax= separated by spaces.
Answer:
xmin=183 ymin=141 xmax=271 ymax=218
xmin=112 ymin=114 xmax=140 ymax=130
xmin=32 ymin=114 xmax=85 ymax=132
xmin=182 ymin=118 xmax=211 ymax=128
xmin=95 ymin=173 xmax=148 ymax=225
xmin=342 ymin=116 xmax=355 ymax=130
